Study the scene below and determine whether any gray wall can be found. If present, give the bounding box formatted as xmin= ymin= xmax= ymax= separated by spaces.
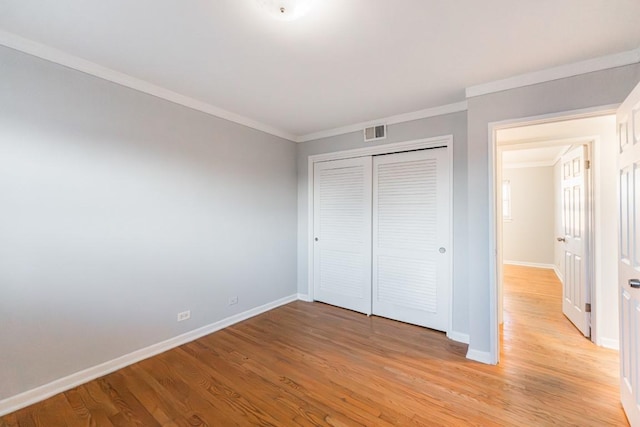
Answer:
xmin=0 ymin=46 xmax=298 ymax=399
xmin=2 ymin=40 xmax=637 ymax=404
xmin=502 ymin=166 xmax=554 ymax=265
xmin=297 ymin=112 xmax=469 ymax=338
xmin=466 ymin=64 xmax=640 ymax=356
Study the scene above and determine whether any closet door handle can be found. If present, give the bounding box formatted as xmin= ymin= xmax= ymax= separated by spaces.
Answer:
xmin=630 ymin=279 xmax=640 ymax=288
xmin=557 ymin=237 xmax=566 ymax=242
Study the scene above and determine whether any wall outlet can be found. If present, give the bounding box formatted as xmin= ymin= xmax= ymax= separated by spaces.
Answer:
xmin=228 ymin=296 xmax=238 ymax=306
xmin=177 ymin=310 xmax=191 ymax=322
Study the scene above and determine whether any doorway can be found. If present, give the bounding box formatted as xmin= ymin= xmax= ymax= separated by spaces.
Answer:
xmin=493 ymin=114 xmax=618 ymax=352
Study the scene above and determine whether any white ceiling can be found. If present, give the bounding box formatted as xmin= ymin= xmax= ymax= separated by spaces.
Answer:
xmin=1 ymin=1 xmax=639 ymax=140
xmin=502 ymin=145 xmax=570 ymax=168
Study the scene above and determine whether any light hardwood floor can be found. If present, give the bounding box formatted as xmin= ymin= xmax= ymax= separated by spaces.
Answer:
xmin=0 ymin=265 xmax=628 ymax=426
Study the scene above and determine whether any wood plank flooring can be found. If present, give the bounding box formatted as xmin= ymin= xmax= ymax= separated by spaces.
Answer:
xmin=1 ymin=265 xmax=628 ymax=426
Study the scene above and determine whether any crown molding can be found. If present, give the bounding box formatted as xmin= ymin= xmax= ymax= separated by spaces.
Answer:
xmin=296 ymin=101 xmax=468 ymax=143
xmin=0 ymin=30 xmax=297 ymax=142
xmin=2 ymin=29 xmax=635 ymax=144
xmin=502 ymin=160 xmax=557 ymax=169
xmin=498 ymin=135 xmax=596 ymax=149
xmin=466 ymin=47 xmax=640 ymax=99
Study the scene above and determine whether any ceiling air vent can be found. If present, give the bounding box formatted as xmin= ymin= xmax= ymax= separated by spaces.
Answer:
xmin=364 ymin=124 xmax=386 ymax=142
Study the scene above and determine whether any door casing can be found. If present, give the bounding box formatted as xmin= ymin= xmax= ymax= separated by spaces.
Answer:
xmin=488 ymin=104 xmax=619 ymax=364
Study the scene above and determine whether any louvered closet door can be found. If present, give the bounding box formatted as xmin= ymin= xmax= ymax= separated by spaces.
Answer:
xmin=313 ymin=157 xmax=372 ymax=314
xmin=372 ymin=148 xmax=450 ymax=331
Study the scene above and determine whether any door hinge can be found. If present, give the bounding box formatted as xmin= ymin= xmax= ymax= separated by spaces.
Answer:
xmin=585 ymin=160 xmax=591 ymax=170
xmin=585 ymin=303 xmax=591 ymax=313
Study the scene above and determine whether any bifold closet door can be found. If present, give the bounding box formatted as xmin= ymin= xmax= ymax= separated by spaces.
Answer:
xmin=372 ymin=148 xmax=450 ymax=331
xmin=313 ymin=157 xmax=372 ymax=314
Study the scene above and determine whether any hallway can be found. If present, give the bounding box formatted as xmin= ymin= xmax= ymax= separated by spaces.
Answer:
xmin=501 ymin=264 xmax=626 ymax=425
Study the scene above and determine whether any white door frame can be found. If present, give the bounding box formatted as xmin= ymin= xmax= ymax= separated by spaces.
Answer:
xmin=307 ymin=135 xmax=454 ymax=335
xmin=487 ymin=104 xmax=618 ymax=363
xmin=497 ymin=137 xmax=595 ymax=329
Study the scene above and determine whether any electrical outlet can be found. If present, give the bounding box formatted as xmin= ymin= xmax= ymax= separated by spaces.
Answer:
xmin=228 ymin=296 xmax=238 ymax=306
xmin=177 ymin=310 xmax=191 ymax=322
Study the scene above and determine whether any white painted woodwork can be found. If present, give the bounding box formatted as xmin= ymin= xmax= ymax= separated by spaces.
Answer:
xmin=559 ymin=145 xmax=590 ymax=337
xmin=313 ymin=157 xmax=372 ymax=314
xmin=2 ymin=2 xmax=640 ymax=139
xmin=372 ymin=148 xmax=450 ymax=331
xmin=312 ymin=147 xmax=451 ymax=330
xmin=618 ymin=80 xmax=640 ymax=427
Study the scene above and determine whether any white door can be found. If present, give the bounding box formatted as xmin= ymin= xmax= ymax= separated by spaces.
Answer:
xmin=618 ymin=81 xmax=640 ymax=427
xmin=372 ymin=148 xmax=450 ymax=331
xmin=559 ymin=145 xmax=590 ymax=337
xmin=313 ymin=157 xmax=372 ymax=314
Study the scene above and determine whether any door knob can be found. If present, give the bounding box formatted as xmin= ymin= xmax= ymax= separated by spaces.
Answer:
xmin=314 ymin=237 xmax=318 ymax=242
xmin=439 ymin=247 xmax=446 ymax=254
xmin=630 ymin=279 xmax=640 ymax=288
xmin=556 ymin=237 xmax=566 ymax=242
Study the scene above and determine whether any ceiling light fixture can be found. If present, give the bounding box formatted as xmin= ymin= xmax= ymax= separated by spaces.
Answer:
xmin=256 ymin=0 xmax=315 ymax=21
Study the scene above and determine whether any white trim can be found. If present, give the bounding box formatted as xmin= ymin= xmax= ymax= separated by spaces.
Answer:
xmin=585 ymin=140 xmax=597 ymax=346
xmin=498 ymin=135 xmax=599 ymax=150
xmin=598 ymin=337 xmax=619 ymax=351
xmin=447 ymin=331 xmax=470 ymax=344
xmin=307 ymin=160 xmax=315 ymax=303
xmin=487 ymin=121 xmax=500 ymax=366
xmin=490 ymin=105 xmax=619 ymax=131
xmin=4 ymin=29 xmax=636 ymax=145
xmin=0 ymin=294 xmax=298 ymax=417
xmin=466 ymin=48 xmax=640 ymax=98
xmin=488 ymin=106 xmax=615 ymax=366
xmin=0 ymin=30 xmax=297 ymax=142
xmin=307 ymin=135 xmax=454 ymax=336
xmin=502 ymin=160 xmax=557 ymax=169
xmin=503 ymin=260 xmax=555 ymax=269
xmin=307 ymin=135 xmax=452 ymax=164
xmin=553 ymin=265 xmax=564 ymax=283
xmin=446 ymin=138 xmax=455 ymax=340
xmin=466 ymin=349 xmax=494 ymax=364
xmin=298 ymin=102 xmax=468 ymax=143
xmin=297 ymin=293 xmax=312 ymax=302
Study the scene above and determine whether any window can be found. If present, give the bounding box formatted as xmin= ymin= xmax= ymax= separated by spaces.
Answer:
xmin=502 ymin=180 xmax=512 ymax=221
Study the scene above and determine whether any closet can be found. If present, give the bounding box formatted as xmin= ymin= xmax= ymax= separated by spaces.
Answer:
xmin=312 ymin=147 xmax=450 ymax=332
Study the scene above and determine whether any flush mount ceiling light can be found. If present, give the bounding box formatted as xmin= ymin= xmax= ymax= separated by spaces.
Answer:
xmin=256 ymin=0 xmax=316 ymax=21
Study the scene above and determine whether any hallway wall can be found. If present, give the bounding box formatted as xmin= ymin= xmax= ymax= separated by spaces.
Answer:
xmin=502 ymin=166 xmax=555 ymax=266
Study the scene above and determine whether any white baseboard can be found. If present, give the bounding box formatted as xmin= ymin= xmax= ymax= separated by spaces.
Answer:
xmin=0 ymin=293 xmax=299 ymax=417
xmin=447 ymin=331 xmax=470 ymax=344
xmin=598 ymin=337 xmax=620 ymax=350
xmin=466 ymin=348 xmax=497 ymax=365
xmin=297 ymin=293 xmax=312 ymax=302
xmin=503 ymin=260 xmax=555 ymax=270
xmin=552 ymin=265 xmax=564 ymax=283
